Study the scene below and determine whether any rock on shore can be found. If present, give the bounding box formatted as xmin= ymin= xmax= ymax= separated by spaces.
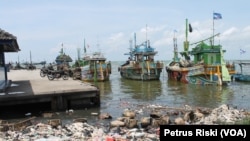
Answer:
xmin=0 ymin=104 xmax=249 ymax=141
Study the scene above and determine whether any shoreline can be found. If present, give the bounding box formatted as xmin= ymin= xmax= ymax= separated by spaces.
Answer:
xmin=1 ymin=69 xmax=250 ymax=140
xmin=0 ymin=104 xmax=249 ymax=140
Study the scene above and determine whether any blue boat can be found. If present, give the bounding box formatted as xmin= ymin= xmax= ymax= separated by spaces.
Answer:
xmin=232 ymin=62 xmax=250 ymax=82
xmin=118 ymin=33 xmax=164 ymax=80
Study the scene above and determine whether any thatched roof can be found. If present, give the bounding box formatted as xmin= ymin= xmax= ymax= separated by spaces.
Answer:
xmin=55 ymin=53 xmax=73 ymax=63
xmin=0 ymin=28 xmax=20 ymax=52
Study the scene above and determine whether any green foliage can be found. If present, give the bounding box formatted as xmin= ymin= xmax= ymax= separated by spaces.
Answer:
xmin=219 ymin=116 xmax=250 ymax=125
xmin=233 ymin=117 xmax=250 ymax=125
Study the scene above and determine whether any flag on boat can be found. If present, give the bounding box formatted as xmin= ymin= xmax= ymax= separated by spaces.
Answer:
xmin=189 ymin=23 xmax=193 ymax=32
xmin=213 ymin=12 xmax=222 ymax=20
xmin=240 ymin=49 xmax=246 ymax=54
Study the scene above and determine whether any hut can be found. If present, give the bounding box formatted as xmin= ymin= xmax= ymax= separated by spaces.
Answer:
xmin=0 ymin=28 xmax=20 ymax=91
xmin=55 ymin=48 xmax=72 ymax=65
xmin=55 ymin=47 xmax=72 ymax=70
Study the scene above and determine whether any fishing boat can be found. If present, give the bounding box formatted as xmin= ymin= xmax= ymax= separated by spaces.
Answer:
xmin=71 ymin=39 xmax=112 ymax=82
xmin=80 ymin=52 xmax=111 ymax=82
xmin=118 ymin=33 xmax=164 ymax=80
xmin=166 ymin=19 xmax=236 ymax=86
xmin=232 ymin=62 xmax=250 ymax=82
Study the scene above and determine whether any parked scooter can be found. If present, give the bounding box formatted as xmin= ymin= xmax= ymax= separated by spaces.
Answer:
xmin=40 ymin=64 xmax=54 ymax=77
xmin=47 ymin=69 xmax=69 ymax=80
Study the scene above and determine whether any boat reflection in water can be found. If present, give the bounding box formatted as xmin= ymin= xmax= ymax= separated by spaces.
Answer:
xmin=166 ymin=79 xmax=234 ymax=108
xmin=91 ymin=81 xmax=112 ymax=96
xmin=120 ymin=79 xmax=163 ymax=101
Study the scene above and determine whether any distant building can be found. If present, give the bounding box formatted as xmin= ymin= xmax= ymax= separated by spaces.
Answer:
xmin=0 ymin=29 xmax=20 ymax=91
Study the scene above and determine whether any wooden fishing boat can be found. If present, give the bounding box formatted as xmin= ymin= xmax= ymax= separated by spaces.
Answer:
xmin=166 ymin=19 xmax=236 ymax=86
xmin=118 ymin=33 xmax=164 ymax=80
xmin=81 ymin=52 xmax=112 ymax=82
xmin=75 ymin=52 xmax=112 ymax=82
xmin=70 ymin=38 xmax=112 ymax=82
xmin=232 ymin=62 xmax=250 ymax=82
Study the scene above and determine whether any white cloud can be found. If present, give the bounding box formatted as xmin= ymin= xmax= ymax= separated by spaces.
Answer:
xmin=3 ymin=0 xmax=250 ymax=62
xmin=222 ymin=27 xmax=238 ymax=37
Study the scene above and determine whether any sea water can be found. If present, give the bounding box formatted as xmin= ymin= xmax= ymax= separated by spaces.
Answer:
xmin=1 ymin=61 xmax=250 ymax=125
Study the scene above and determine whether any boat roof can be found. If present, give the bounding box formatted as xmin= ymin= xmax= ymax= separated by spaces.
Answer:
xmin=83 ymin=52 xmax=106 ymax=61
xmin=234 ymin=62 xmax=250 ymax=65
xmin=130 ymin=43 xmax=157 ymax=56
xmin=134 ymin=51 xmax=157 ymax=55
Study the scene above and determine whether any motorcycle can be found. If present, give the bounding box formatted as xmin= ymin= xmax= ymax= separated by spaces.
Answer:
xmin=47 ymin=70 xmax=69 ymax=80
xmin=40 ymin=65 xmax=54 ymax=77
xmin=71 ymin=67 xmax=82 ymax=80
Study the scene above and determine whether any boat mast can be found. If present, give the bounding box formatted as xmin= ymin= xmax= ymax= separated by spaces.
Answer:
xmin=134 ymin=32 xmax=136 ymax=48
xmin=133 ymin=33 xmax=137 ymax=60
xmin=146 ymin=24 xmax=148 ymax=47
xmin=30 ymin=50 xmax=32 ymax=65
xmin=77 ymin=48 xmax=81 ymax=61
xmin=84 ymin=38 xmax=86 ymax=54
xmin=129 ymin=39 xmax=133 ymax=59
xmin=184 ymin=19 xmax=189 ymax=52
xmin=183 ymin=19 xmax=190 ymax=60
xmin=173 ymin=30 xmax=179 ymax=62
xmin=212 ymin=11 xmax=215 ymax=47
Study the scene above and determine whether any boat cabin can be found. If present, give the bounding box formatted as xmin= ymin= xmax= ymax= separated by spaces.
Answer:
xmin=190 ymin=42 xmax=225 ymax=65
xmin=130 ymin=41 xmax=157 ymax=62
xmin=0 ymin=29 xmax=20 ymax=91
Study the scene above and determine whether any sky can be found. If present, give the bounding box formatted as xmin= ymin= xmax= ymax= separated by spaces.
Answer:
xmin=1 ymin=0 xmax=250 ymax=64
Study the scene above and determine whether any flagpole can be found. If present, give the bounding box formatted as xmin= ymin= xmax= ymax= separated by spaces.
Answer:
xmin=212 ymin=11 xmax=214 ymax=46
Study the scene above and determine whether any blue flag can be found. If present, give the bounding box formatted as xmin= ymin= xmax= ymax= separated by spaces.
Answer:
xmin=213 ymin=12 xmax=222 ymax=20
xmin=240 ymin=49 xmax=246 ymax=55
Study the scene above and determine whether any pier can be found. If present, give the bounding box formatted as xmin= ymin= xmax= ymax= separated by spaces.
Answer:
xmin=0 ymin=69 xmax=100 ymax=111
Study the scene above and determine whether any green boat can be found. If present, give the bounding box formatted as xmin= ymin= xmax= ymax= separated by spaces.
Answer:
xmin=80 ymin=52 xmax=111 ymax=82
xmin=118 ymin=33 xmax=164 ymax=80
xmin=166 ymin=19 xmax=236 ymax=86
xmin=71 ymin=40 xmax=112 ymax=82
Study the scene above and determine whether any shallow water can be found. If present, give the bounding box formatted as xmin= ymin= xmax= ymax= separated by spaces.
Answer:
xmin=88 ymin=61 xmax=250 ymax=124
xmin=1 ymin=61 xmax=250 ymax=125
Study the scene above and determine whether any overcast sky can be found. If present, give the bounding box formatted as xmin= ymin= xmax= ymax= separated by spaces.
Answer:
xmin=1 ymin=0 xmax=250 ymax=63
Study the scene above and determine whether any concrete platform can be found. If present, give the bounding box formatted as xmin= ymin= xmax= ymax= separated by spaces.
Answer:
xmin=0 ymin=69 xmax=100 ymax=111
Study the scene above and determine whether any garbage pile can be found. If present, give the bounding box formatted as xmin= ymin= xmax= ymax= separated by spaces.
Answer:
xmin=0 ymin=104 xmax=249 ymax=141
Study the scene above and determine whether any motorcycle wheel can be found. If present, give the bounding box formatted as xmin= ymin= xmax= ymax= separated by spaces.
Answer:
xmin=73 ymin=74 xmax=77 ymax=80
xmin=63 ymin=74 xmax=69 ymax=80
xmin=40 ymin=70 xmax=46 ymax=77
xmin=47 ymin=74 xmax=54 ymax=80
